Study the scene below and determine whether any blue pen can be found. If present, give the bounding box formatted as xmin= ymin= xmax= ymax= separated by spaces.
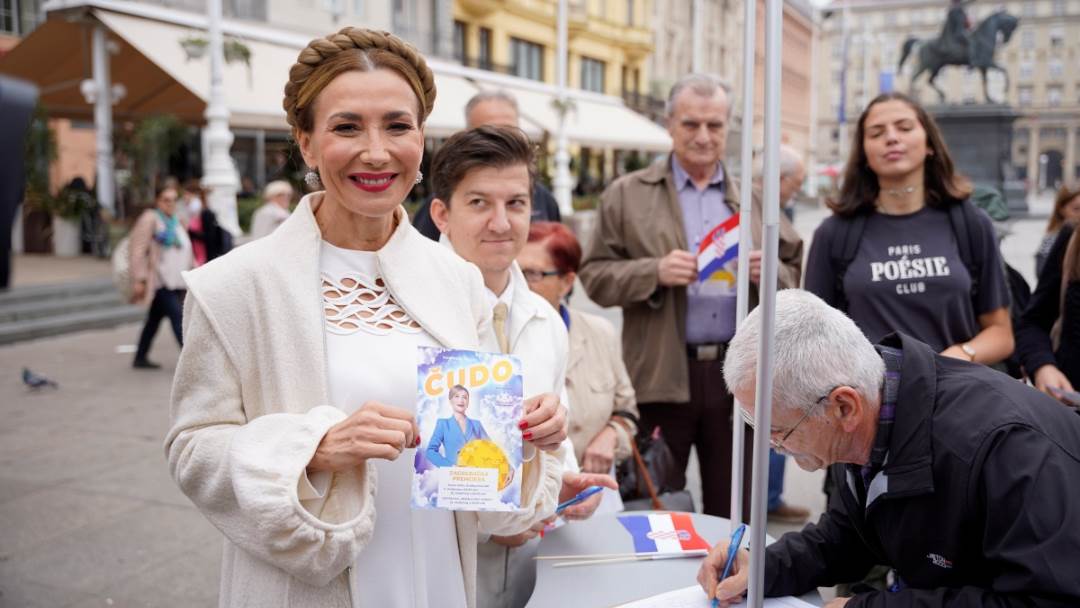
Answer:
xmin=555 ymin=485 xmax=604 ymax=513
xmin=712 ymin=523 xmax=747 ymax=607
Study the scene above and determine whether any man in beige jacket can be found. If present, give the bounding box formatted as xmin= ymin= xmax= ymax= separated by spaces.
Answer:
xmin=579 ymin=74 xmax=803 ymax=518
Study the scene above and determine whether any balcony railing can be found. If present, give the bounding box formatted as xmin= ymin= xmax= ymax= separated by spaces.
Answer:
xmin=622 ymin=92 xmax=666 ymax=124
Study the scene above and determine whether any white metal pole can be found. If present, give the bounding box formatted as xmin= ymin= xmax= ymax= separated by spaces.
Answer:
xmin=91 ymin=24 xmax=115 ymax=217
xmin=748 ymin=0 xmax=782 ymax=605
xmin=553 ymin=0 xmax=573 ymax=217
xmin=730 ymin=0 xmax=756 ymax=530
xmin=807 ymin=7 xmax=820 ymax=198
xmin=692 ymin=0 xmax=704 ymax=73
xmin=838 ymin=3 xmax=851 ymax=165
xmin=203 ymin=0 xmax=240 ymax=235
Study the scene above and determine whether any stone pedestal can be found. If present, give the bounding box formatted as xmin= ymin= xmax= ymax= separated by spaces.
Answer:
xmin=929 ymin=104 xmax=1027 ymax=216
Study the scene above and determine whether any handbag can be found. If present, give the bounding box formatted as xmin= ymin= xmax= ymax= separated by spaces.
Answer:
xmin=612 ymin=418 xmax=695 ymax=512
xmin=111 ymin=236 xmax=133 ymax=301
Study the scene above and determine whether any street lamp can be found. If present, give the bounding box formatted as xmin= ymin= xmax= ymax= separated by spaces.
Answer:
xmin=202 ymin=0 xmax=241 ymax=236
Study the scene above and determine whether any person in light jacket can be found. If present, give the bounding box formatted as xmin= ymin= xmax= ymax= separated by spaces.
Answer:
xmin=517 ymin=221 xmax=639 ymax=473
xmin=164 ymin=28 xmax=567 ymax=608
xmin=128 ymin=185 xmax=192 ymax=369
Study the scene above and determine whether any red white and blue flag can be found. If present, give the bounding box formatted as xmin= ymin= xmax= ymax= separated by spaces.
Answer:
xmin=617 ymin=513 xmax=711 ymax=554
xmin=697 ymin=215 xmax=739 ymax=284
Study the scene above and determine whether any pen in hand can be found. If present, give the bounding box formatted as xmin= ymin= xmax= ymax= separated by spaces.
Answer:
xmin=555 ymin=485 xmax=604 ymax=514
xmin=712 ymin=523 xmax=747 ymax=607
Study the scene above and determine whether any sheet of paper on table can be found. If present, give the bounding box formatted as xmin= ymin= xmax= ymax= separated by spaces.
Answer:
xmin=615 ymin=585 xmax=816 ymax=608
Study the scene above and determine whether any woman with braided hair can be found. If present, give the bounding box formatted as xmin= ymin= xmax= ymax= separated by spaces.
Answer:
xmin=165 ymin=28 xmax=568 ymax=608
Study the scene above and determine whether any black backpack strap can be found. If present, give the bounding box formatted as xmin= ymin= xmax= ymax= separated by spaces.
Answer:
xmin=828 ymin=213 xmax=867 ymax=312
xmin=947 ymin=200 xmax=984 ymax=304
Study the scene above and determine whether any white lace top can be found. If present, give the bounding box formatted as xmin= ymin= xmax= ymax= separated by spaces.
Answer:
xmin=320 ymin=240 xmax=467 ymax=608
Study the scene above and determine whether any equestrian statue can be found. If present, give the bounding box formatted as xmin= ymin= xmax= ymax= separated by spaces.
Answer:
xmin=899 ymin=0 xmax=1019 ymax=104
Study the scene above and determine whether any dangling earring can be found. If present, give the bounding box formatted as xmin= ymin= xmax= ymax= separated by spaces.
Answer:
xmin=414 ymin=170 xmax=424 ymax=185
xmin=304 ymin=170 xmax=322 ymax=189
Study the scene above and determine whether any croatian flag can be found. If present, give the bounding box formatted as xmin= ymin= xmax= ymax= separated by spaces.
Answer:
xmin=697 ymin=214 xmax=739 ymax=283
xmin=617 ymin=513 xmax=711 ymax=554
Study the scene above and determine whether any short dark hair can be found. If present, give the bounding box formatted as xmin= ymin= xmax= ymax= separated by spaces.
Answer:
xmin=830 ymin=92 xmax=971 ymax=217
xmin=431 ymin=125 xmax=536 ymax=204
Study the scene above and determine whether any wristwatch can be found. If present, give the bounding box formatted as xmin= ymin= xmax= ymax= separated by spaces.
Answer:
xmin=960 ymin=343 xmax=977 ymax=361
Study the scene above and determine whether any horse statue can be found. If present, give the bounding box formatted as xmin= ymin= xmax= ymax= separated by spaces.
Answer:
xmin=898 ymin=9 xmax=1019 ymax=104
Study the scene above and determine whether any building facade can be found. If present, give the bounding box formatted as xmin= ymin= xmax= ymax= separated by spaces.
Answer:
xmin=647 ymin=0 xmax=816 ymax=179
xmin=452 ymin=0 xmax=652 ymax=99
xmin=815 ymin=0 xmax=1080 ymax=191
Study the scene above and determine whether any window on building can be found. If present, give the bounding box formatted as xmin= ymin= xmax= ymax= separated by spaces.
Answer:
xmin=225 ymin=0 xmax=267 ymax=21
xmin=453 ymin=20 xmax=466 ymax=62
xmin=1020 ymin=61 xmax=1034 ymax=81
xmin=1049 ymin=59 xmax=1064 ymax=81
xmin=626 ymin=0 xmax=634 ymax=26
xmin=1048 ymin=85 xmax=1063 ymax=106
xmin=352 ymin=0 xmax=363 ymax=16
xmin=1022 ymin=2 xmax=1036 ymax=17
xmin=1052 ymin=0 xmax=1065 ymax=16
xmin=0 ymin=0 xmax=16 ymax=34
xmin=1018 ymin=85 xmax=1034 ymax=106
xmin=581 ymin=56 xmax=606 ymax=93
xmin=1021 ymin=28 xmax=1035 ymax=50
xmin=510 ymin=37 xmax=544 ymax=81
xmin=1050 ymin=27 xmax=1065 ymax=48
xmin=478 ymin=27 xmax=492 ymax=70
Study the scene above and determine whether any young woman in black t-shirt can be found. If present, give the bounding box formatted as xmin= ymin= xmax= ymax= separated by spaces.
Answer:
xmin=805 ymin=92 xmax=1013 ymax=364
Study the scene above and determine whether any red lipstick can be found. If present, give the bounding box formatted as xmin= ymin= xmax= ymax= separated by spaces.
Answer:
xmin=348 ymin=172 xmax=396 ymax=193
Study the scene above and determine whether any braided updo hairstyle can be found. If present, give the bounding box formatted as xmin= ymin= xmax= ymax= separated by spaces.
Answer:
xmin=283 ymin=27 xmax=437 ymax=140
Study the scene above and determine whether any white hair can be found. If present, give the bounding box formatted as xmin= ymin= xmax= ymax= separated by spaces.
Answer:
xmin=778 ymin=145 xmax=805 ymax=179
xmin=464 ymin=90 xmax=519 ymax=122
xmin=753 ymin=144 xmax=805 ymax=179
xmin=723 ymin=290 xmax=884 ymax=417
xmin=666 ymin=73 xmax=734 ymax=119
xmin=263 ymin=180 xmax=293 ymax=200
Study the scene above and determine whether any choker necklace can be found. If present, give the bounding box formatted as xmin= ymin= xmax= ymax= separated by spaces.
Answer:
xmin=881 ymin=185 xmax=917 ymax=196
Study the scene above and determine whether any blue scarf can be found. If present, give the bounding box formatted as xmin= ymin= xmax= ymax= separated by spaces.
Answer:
xmin=154 ymin=209 xmax=182 ymax=249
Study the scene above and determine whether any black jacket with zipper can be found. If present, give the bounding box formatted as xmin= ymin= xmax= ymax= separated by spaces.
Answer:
xmin=763 ymin=333 xmax=1080 ymax=607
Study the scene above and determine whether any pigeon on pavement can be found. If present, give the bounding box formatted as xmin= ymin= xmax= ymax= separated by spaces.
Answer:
xmin=22 ymin=367 xmax=59 ymax=390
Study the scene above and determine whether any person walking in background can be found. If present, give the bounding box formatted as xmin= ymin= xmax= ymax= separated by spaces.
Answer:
xmin=128 ymin=185 xmax=192 ymax=369
xmin=411 ymin=90 xmax=561 ymax=240
xmin=518 ymin=221 xmax=640 ymax=474
xmin=184 ymin=178 xmax=232 ymax=265
xmin=804 ymin=92 xmax=1013 ymax=366
xmin=249 ymin=180 xmax=294 ymax=240
xmin=1035 ymin=186 xmax=1080 ymax=276
xmin=1017 ymin=221 xmax=1080 ymax=402
xmin=579 ymin=74 xmax=804 ymax=518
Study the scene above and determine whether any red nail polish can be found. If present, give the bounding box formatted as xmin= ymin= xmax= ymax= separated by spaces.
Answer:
xmin=518 ymin=420 xmax=529 ymax=430
xmin=414 ymin=436 xmax=421 ymax=447
xmin=523 ymin=431 xmax=533 ymax=440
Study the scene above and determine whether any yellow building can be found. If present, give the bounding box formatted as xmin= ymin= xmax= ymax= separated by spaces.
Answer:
xmin=452 ymin=0 xmax=653 ymax=99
